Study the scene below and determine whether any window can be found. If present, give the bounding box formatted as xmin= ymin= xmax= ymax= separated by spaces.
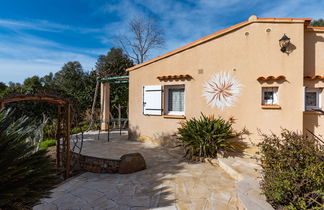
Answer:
xmin=305 ymin=88 xmax=321 ymax=111
xmin=262 ymin=87 xmax=278 ymax=105
xmin=165 ymin=85 xmax=185 ymax=115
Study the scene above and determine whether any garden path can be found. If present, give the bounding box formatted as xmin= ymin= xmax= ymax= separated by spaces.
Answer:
xmin=34 ymin=131 xmax=239 ymax=210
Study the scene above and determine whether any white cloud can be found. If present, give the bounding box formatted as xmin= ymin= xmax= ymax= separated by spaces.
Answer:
xmin=97 ymin=0 xmax=324 ymax=61
xmin=259 ymin=0 xmax=324 ymax=19
xmin=0 ymin=27 xmax=98 ymax=84
xmin=0 ymin=18 xmax=101 ymax=34
xmin=0 ymin=53 xmax=97 ymax=84
xmin=0 ymin=16 xmax=108 ymax=84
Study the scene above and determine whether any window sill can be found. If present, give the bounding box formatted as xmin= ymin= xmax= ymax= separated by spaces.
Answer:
xmin=261 ymin=104 xmax=281 ymax=109
xmin=163 ymin=115 xmax=186 ymax=119
xmin=303 ymin=111 xmax=323 ymax=115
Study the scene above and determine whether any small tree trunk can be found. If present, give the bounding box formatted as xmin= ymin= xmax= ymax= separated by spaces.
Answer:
xmin=88 ymin=77 xmax=100 ymax=131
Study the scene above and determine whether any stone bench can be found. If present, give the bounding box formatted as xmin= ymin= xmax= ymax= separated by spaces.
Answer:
xmin=72 ymin=152 xmax=146 ymax=174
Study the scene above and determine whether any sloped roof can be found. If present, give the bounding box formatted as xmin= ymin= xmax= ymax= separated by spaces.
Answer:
xmin=127 ymin=15 xmax=312 ymax=72
xmin=306 ymin=26 xmax=324 ymax=32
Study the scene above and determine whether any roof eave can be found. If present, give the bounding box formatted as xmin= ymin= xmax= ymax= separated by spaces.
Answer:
xmin=306 ymin=26 xmax=324 ymax=32
xmin=127 ymin=16 xmax=312 ymax=72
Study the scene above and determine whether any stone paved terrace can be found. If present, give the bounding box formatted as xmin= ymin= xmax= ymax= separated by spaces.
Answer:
xmin=34 ymin=131 xmax=240 ymax=210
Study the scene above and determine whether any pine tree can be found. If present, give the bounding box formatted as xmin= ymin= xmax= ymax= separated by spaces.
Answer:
xmin=0 ymin=109 xmax=59 ymax=209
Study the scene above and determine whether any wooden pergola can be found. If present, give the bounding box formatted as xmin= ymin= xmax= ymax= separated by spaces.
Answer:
xmin=99 ymin=75 xmax=129 ymax=131
xmin=0 ymin=94 xmax=73 ymax=178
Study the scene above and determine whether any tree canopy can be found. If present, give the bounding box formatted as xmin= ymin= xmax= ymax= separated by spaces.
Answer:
xmin=0 ymin=48 xmax=133 ymax=134
xmin=95 ymin=48 xmax=133 ymax=116
xmin=95 ymin=48 xmax=133 ymax=77
xmin=310 ymin=19 xmax=324 ymax=27
xmin=0 ymin=61 xmax=96 ymax=123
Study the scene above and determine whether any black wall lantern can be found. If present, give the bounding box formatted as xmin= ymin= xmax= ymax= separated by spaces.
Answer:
xmin=279 ymin=34 xmax=290 ymax=53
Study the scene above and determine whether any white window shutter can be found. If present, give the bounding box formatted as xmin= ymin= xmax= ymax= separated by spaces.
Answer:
xmin=143 ymin=85 xmax=162 ymax=115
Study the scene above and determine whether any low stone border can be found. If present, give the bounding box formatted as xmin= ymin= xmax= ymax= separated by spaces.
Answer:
xmin=72 ymin=152 xmax=146 ymax=174
xmin=72 ymin=152 xmax=120 ymax=173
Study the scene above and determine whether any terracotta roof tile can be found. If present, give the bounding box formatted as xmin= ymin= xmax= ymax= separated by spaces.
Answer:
xmin=257 ymin=75 xmax=286 ymax=81
xmin=157 ymin=74 xmax=192 ymax=80
xmin=304 ymin=75 xmax=324 ymax=80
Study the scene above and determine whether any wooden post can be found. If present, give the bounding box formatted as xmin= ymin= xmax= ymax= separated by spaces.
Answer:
xmin=65 ymin=104 xmax=71 ymax=178
xmin=0 ymin=102 xmax=5 ymax=110
xmin=100 ymin=82 xmax=110 ymax=130
xmin=118 ymin=104 xmax=121 ymax=135
xmin=56 ymin=105 xmax=62 ymax=168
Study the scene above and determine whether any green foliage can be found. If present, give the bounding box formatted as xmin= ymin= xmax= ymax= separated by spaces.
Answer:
xmin=258 ymin=130 xmax=324 ymax=209
xmin=95 ymin=48 xmax=133 ymax=118
xmin=0 ymin=48 xmax=133 ymax=141
xmin=0 ymin=61 xmax=97 ymax=135
xmin=39 ymin=139 xmax=56 ymax=149
xmin=0 ymin=110 xmax=59 ymax=209
xmin=71 ymin=124 xmax=89 ymax=134
xmin=0 ymin=82 xmax=7 ymax=94
xmin=71 ymin=122 xmax=100 ymax=134
xmin=310 ymin=19 xmax=324 ymax=27
xmin=96 ymin=48 xmax=133 ymax=77
xmin=43 ymin=119 xmax=57 ymax=139
xmin=23 ymin=76 xmax=43 ymax=94
xmin=177 ymin=114 xmax=236 ymax=159
xmin=53 ymin=61 xmax=96 ymax=117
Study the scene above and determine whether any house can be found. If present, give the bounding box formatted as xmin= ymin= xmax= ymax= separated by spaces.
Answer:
xmin=101 ymin=15 xmax=324 ymax=145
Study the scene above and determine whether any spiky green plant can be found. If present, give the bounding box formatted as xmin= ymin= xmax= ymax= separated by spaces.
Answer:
xmin=178 ymin=113 xmax=236 ymax=159
xmin=0 ymin=109 xmax=59 ymax=209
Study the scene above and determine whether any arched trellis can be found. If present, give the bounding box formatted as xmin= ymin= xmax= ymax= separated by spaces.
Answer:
xmin=0 ymin=94 xmax=73 ymax=178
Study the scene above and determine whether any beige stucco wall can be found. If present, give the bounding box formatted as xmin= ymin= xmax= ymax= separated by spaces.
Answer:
xmin=129 ymin=21 xmax=306 ymax=144
xmin=303 ymin=31 xmax=324 ymax=136
xmin=304 ymin=31 xmax=324 ymax=76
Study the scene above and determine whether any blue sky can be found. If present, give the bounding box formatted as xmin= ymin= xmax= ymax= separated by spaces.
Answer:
xmin=0 ymin=0 xmax=324 ymax=84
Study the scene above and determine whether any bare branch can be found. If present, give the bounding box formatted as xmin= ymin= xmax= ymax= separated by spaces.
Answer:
xmin=118 ymin=16 xmax=165 ymax=64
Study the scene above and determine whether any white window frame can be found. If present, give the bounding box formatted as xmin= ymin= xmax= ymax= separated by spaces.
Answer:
xmin=262 ymin=87 xmax=279 ymax=105
xmin=165 ymin=85 xmax=185 ymax=115
xmin=305 ymin=88 xmax=322 ymax=111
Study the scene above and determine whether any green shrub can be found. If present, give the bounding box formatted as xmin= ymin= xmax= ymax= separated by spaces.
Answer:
xmin=43 ymin=120 xmax=57 ymax=139
xmin=40 ymin=139 xmax=56 ymax=149
xmin=0 ymin=110 xmax=59 ymax=209
xmin=258 ymin=130 xmax=324 ymax=209
xmin=71 ymin=124 xmax=88 ymax=134
xmin=177 ymin=114 xmax=236 ymax=159
xmin=71 ymin=122 xmax=100 ymax=134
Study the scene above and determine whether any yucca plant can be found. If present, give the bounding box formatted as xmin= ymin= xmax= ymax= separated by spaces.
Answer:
xmin=178 ymin=113 xmax=236 ymax=159
xmin=0 ymin=109 xmax=59 ymax=209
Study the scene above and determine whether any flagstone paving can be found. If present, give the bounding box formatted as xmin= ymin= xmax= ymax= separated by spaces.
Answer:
xmin=34 ymin=131 xmax=239 ymax=210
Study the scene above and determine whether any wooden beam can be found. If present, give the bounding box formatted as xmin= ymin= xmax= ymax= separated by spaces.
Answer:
xmin=99 ymin=75 xmax=129 ymax=82
xmin=56 ymin=105 xmax=62 ymax=168
xmin=0 ymin=96 xmax=68 ymax=105
xmin=65 ymin=104 xmax=72 ymax=178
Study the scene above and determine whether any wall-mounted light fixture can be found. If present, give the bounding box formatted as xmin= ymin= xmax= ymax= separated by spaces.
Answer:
xmin=279 ymin=34 xmax=290 ymax=53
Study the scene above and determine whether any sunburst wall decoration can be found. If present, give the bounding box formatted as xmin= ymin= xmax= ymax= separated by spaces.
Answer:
xmin=203 ymin=72 xmax=242 ymax=110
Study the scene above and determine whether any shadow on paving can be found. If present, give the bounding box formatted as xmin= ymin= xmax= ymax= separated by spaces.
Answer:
xmin=35 ymin=131 xmax=192 ymax=210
